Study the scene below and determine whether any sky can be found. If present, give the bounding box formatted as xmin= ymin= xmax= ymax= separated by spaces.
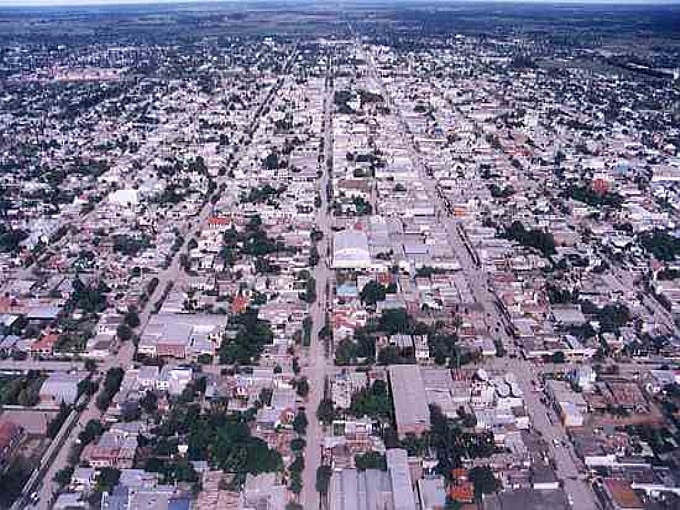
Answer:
xmin=0 ymin=0 xmax=675 ymax=6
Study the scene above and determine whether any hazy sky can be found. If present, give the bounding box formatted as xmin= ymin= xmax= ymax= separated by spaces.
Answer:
xmin=0 ymin=0 xmax=675 ymax=6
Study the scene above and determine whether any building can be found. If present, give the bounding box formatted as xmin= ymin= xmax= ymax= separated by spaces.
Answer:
xmin=603 ymin=478 xmax=644 ymax=510
xmin=389 ymin=365 xmax=431 ymax=439
xmin=39 ymin=372 xmax=82 ymax=405
xmin=333 ymin=229 xmax=371 ymax=269
xmin=417 ymin=476 xmax=447 ymax=510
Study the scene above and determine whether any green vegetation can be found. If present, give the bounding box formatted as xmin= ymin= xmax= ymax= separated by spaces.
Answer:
xmin=144 ymin=457 xmax=198 ymax=485
xmin=0 ymin=225 xmax=27 ymax=253
xmin=428 ymin=405 xmax=498 ymax=477
xmin=488 ymin=184 xmax=515 ymax=198
xmin=355 ymin=451 xmax=387 ymax=471
xmin=71 ymin=277 xmax=110 ymax=313
xmin=293 ymin=409 xmax=308 ymax=435
xmin=0 ymin=371 xmax=44 ymax=407
xmin=302 ymin=316 xmax=313 ymax=347
xmin=316 ymin=465 xmax=332 ymax=495
xmin=124 ymin=310 xmax=140 ymax=328
xmin=317 ymin=398 xmax=336 ymax=425
xmin=189 ymin=412 xmax=282 ymax=475
xmin=241 ymin=184 xmax=287 ymax=204
xmin=349 ymin=380 xmax=393 ymax=420
xmin=377 ymin=345 xmax=414 ymax=365
xmin=565 ymin=184 xmax=623 ymax=209
xmin=112 ymin=234 xmax=150 ymax=256
xmin=96 ymin=367 xmax=124 ymax=411
xmin=288 ymin=454 xmax=304 ymax=494
xmin=47 ymin=402 xmax=71 ymax=439
xmin=219 ymin=308 xmax=274 ymax=364
xmin=640 ymin=230 xmax=680 ymax=262
xmin=352 ymin=196 xmax=373 ymax=216
xmin=295 ymin=377 xmax=310 ymax=398
xmin=95 ymin=467 xmax=121 ymax=493
xmin=581 ymin=301 xmax=631 ymax=333
xmin=360 ymin=280 xmax=387 ymax=306
xmin=504 ymin=220 xmax=555 ymax=257
xmin=0 ymin=457 xmax=33 ymax=507
xmin=79 ymin=419 xmax=104 ymax=445
xmin=469 ymin=466 xmax=501 ymax=499
xmin=54 ymin=465 xmax=74 ymax=487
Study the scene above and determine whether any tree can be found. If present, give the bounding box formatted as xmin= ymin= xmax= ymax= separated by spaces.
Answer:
xmin=116 ymin=323 xmax=133 ymax=341
xmin=349 ymin=380 xmax=393 ymax=420
xmin=360 ymin=280 xmax=387 ymax=306
xmin=334 ymin=338 xmax=358 ymax=365
xmin=77 ymin=378 xmax=98 ymax=397
xmin=293 ymin=410 xmax=308 ymax=435
xmin=124 ymin=310 xmax=140 ymax=328
xmin=84 ymin=359 xmax=98 ymax=372
xmin=504 ymin=221 xmax=555 ymax=257
xmin=78 ymin=419 xmax=103 ymax=446
xmin=141 ymin=390 xmax=158 ymax=415
xmin=96 ymin=367 xmax=124 ymax=411
xmin=316 ymin=466 xmax=332 ymax=495
xmin=317 ymin=398 xmax=335 ymax=425
xmin=54 ymin=466 xmax=74 ymax=487
xmin=552 ymin=351 xmax=566 ymax=364
xmin=295 ymin=377 xmax=310 ymax=398
xmin=355 ymin=452 xmax=386 ymax=471
xmin=290 ymin=438 xmax=306 ymax=453
xmin=469 ymin=466 xmax=500 ymax=499
xmin=95 ymin=467 xmax=121 ymax=493
xmin=46 ymin=403 xmax=70 ymax=439
xmin=379 ymin=308 xmax=409 ymax=334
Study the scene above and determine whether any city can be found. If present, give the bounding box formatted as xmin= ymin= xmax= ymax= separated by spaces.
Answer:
xmin=0 ymin=2 xmax=679 ymax=510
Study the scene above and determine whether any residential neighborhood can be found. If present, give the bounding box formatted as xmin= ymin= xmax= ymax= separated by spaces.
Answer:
xmin=0 ymin=2 xmax=680 ymax=510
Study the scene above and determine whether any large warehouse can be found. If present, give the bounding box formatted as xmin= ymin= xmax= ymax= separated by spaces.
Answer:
xmin=389 ymin=365 xmax=431 ymax=439
xmin=333 ymin=229 xmax=371 ymax=269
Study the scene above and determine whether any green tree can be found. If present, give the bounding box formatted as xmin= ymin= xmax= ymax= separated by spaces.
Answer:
xmin=295 ymin=377 xmax=310 ymax=398
xmin=78 ymin=419 xmax=103 ymax=445
xmin=469 ymin=466 xmax=500 ymax=499
xmin=290 ymin=438 xmax=306 ymax=453
xmin=293 ymin=410 xmax=308 ymax=435
xmin=96 ymin=467 xmax=121 ymax=493
xmin=316 ymin=466 xmax=332 ymax=495
xmin=54 ymin=466 xmax=74 ymax=487
xmin=124 ymin=310 xmax=140 ymax=328
xmin=360 ymin=280 xmax=387 ymax=306
xmin=116 ymin=323 xmax=133 ymax=341
xmin=317 ymin=398 xmax=335 ymax=425
xmin=355 ymin=452 xmax=386 ymax=471
xmin=552 ymin=351 xmax=566 ymax=364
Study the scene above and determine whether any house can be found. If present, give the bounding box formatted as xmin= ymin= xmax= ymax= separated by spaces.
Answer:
xmin=39 ymin=372 xmax=82 ymax=405
xmin=81 ymin=428 xmax=137 ymax=469
xmin=157 ymin=366 xmax=193 ymax=396
xmin=603 ymin=478 xmax=644 ymax=510
xmin=30 ymin=332 xmax=59 ymax=357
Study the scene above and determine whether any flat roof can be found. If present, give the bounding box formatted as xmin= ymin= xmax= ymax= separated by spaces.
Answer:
xmin=389 ymin=365 xmax=431 ymax=435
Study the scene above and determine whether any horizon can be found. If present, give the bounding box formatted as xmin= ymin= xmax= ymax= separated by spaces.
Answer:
xmin=1 ymin=0 xmax=680 ymax=8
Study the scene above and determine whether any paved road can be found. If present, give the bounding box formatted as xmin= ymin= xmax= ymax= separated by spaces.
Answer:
xmin=301 ymin=64 xmax=334 ymax=510
xmin=362 ymin=44 xmax=599 ymax=510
